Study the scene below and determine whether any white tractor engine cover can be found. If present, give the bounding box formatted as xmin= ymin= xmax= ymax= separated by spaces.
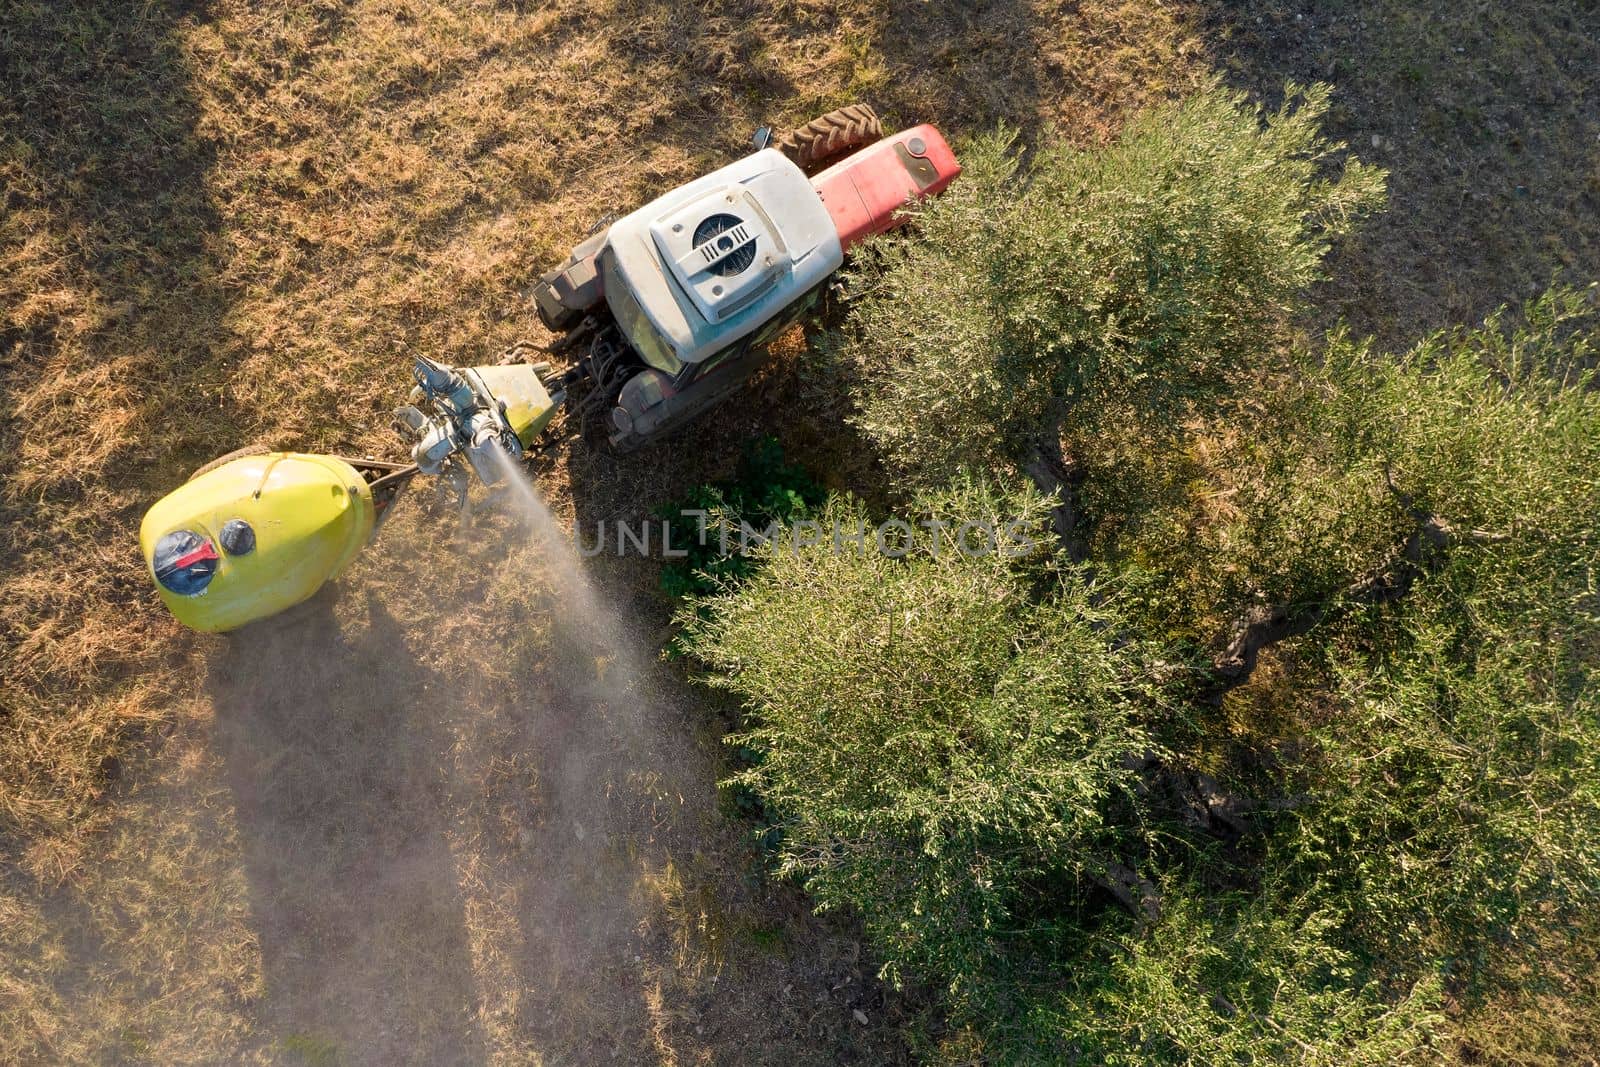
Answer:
xmin=603 ymin=149 xmax=843 ymax=365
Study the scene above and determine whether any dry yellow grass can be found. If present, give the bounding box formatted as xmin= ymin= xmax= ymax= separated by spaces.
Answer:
xmin=1 ymin=0 xmax=1595 ymax=1062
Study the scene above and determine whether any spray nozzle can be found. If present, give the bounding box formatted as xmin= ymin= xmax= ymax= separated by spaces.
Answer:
xmin=412 ymin=355 xmax=462 ymax=397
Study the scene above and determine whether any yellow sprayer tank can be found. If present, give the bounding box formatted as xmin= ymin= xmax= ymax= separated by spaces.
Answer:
xmin=139 ymin=452 xmax=377 ymax=633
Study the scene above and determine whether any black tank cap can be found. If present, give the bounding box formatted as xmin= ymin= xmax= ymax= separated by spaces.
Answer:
xmin=219 ymin=518 xmax=256 ymax=556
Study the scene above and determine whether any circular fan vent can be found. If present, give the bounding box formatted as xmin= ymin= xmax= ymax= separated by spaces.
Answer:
xmin=692 ymin=212 xmax=757 ymax=277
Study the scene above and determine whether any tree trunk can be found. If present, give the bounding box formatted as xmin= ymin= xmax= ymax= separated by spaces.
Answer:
xmin=1199 ymin=508 xmax=1490 ymax=703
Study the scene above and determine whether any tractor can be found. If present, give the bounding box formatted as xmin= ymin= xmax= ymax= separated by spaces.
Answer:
xmin=141 ymin=106 xmax=961 ymax=632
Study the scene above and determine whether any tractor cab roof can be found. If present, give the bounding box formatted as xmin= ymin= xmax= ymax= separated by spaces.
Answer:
xmin=603 ymin=149 xmax=842 ymax=366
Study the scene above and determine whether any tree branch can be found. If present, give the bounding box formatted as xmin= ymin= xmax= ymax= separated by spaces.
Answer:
xmin=1199 ymin=507 xmax=1485 ymax=703
xmin=1087 ymin=857 xmax=1162 ymax=926
xmin=1123 ymin=751 xmax=1314 ymax=841
xmin=1021 ymin=431 xmax=1086 ymax=563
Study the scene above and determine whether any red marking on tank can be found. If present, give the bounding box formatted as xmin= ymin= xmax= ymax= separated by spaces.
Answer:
xmin=172 ymin=541 xmax=219 ymax=569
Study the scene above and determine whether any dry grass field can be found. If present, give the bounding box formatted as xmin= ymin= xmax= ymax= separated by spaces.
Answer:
xmin=1 ymin=0 xmax=1596 ymax=1063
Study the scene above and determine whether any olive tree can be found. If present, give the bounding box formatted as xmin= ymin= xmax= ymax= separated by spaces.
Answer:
xmin=830 ymin=81 xmax=1385 ymax=493
xmin=683 ymin=76 xmax=1600 ymax=1060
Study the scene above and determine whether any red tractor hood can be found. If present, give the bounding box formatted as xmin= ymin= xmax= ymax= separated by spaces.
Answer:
xmin=810 ymin=124 xmax=961 ymax=253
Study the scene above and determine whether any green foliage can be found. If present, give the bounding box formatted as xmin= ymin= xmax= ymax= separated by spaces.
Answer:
xmin=280 ymin=1032 xmax=342 ymax=1067
xmin=830 ymin=80 xmax=1386 ymax=489
xmin=683 ymin=483 xmax=1159 ymax=988
xmin=1100 ymin=290 xmax=1600 ymax=969
xmin=656 ymin=436 xmax=824 ymax=601
xmin=1108 ymin=286 xmax=1600 ymax=638
xmin=681 ymin=479 xmax=1462 ymax=1062
xmin=687 ymin=294 xmax=1600 ymax=1059
xmin=685 ymin=76 xmax=1599 ymax=1061
xmin=1051 ymin=884 xmax=1444 ymax=1065
xmin=1273 ymin=288 xmax=1600 ymax=964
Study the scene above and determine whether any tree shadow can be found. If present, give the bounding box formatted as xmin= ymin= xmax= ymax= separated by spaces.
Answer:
xmin=0 ymin=0 xmax=238 ymax=484
xmin=858 ymin=0 xmax=1046 ymax=137
xmin=207 ymin=593 xmax=490 ymax=1065
xmin=1198 ymin=0 xmax=1600 ymax=345
xmin=0 ymin=1 xmax=239 ymax=1054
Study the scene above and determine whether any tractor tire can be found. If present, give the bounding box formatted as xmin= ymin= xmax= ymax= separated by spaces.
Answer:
xmin=188 ymin=444 xmax=272 ymax=481
xmin=776 ymin=104 xmax=883 ymax=175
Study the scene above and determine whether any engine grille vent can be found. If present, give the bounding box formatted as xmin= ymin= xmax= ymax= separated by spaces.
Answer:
xmin=691 ymin=213 xmax=757 ymax=277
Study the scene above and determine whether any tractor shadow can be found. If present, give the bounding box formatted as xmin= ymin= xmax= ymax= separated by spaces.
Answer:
xmin=430 ymin=490 xmax=915 ymax=1063
xmin=208 ymin=594 xmax=490 ymax=1066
